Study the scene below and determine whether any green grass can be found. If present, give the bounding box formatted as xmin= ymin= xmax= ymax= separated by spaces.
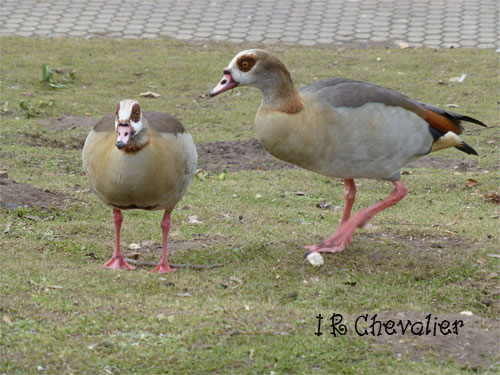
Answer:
xmin=1 ymin=36 xmax=499 ymax=374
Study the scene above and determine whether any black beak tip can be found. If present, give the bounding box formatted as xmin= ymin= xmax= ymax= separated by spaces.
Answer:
xmin=115 ymin=141 xmax=127 ymax=149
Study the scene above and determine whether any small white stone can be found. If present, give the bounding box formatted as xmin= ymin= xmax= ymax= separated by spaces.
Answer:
xmin=460 ymin=310 xmax=473 ymax=316
xmin=128 ymin=243 xmax=141 ymax=250
xmin=307 ymin=252 xmax=324 ymax=266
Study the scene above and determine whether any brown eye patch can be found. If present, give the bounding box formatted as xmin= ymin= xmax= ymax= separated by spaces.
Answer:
xmin=237 ymin=55 xmax=256 ymax=72
xmin=131 ymin=103 xmax=141 ymax=122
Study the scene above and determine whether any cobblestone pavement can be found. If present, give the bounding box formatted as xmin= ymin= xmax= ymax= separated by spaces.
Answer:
xmin=0 ymin=0 xmax=498 ymax=49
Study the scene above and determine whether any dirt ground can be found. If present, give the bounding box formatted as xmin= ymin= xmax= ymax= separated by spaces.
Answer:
xmin=366 ymin=312 xmax=499 ymax=369
xmin=0 ymin=172 xmax=74 ymax=211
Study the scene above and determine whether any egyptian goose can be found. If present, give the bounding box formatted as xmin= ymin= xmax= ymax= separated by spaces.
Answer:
xmin=82 ymin=100 xmax=197 ymax=273
xmin=210 ymin=49 xmax=486 ymax=257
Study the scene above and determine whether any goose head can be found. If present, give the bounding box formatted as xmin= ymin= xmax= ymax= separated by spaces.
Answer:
xmin=209 ymin=49 xmax=303 ymax=113
xmin=210 ymin=49 xmax=291 ymax=96
xmin=115 ymin=100 xmax=147 ymax=149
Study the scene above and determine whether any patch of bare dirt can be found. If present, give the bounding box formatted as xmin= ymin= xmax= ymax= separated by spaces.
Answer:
xmin=366 ymin=312 xmax=499 ymax=369
xmin=0 ymin=173 xmax=75 ymax=211
xmin=406 ymin=155 xmax=480 ymax=172
xmin=360 ymin=231 xmax=470 ymax=266
xmin=17 ymin=116 xmax=97 ymax=150
xmin=39 ymin=115 xmax=97 ymax=131
xmin=196 ymin=138 xmax=298 ymax=172
xmin=22 ymin=132 xmax=84 ymax=150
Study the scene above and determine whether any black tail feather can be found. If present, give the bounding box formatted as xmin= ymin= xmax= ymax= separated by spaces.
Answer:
xmin=421 ymin=103 xmax=488 ymax=128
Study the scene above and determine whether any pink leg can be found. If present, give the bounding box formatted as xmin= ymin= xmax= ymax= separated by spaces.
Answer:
xmin=306 ymin=180 xmax=407 ymax=255
xmin=150 ymin=211 xmax=176 ymax=273
xmin=340 ymin=179 xmax=356 ymax=224
xmin=305 ymin=179 xmax=356 ymax=251
xmin=103 ymin=209 xmax=136 ymax=270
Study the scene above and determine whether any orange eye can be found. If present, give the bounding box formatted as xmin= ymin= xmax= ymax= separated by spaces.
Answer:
xmin=132 ymin=112 xmax=140 ymax=121
xmin=241 ymin=61 xmax=249 ymax=69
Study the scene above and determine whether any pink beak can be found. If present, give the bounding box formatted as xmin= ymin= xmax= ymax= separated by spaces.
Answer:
xmin=209 ymin=73 xmax=238 ymax=97
xmin=115 ymin=123 xmax=134 ymax=149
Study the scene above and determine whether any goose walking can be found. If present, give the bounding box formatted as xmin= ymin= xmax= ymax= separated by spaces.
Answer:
xmin=210 ymin=50 xmax=486 ymax=257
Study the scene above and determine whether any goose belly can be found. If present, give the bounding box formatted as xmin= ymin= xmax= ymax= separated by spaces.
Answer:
xmin=83 ymin=132 xmax=197 ymax=211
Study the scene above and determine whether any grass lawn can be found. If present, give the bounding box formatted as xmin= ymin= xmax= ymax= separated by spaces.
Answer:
xmin=0 ymin=36 xmax=499 ymax=374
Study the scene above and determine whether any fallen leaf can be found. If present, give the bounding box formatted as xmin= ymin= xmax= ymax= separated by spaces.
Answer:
xmin=255 ymin=193 xmax=262 ymax=199
xmin=295 ymin=191 xmax=305 ymax=196
xmin=446 ymin=215 xmax=461 ymax=226
xmin=316 ymin=201 xmax=332 ymax=209
xmin=449 ymin=73 xmax=467 ymax=83
xmin=465 ymin=178 xmax=478 ymax=188
xmin=25 ymin=215 xmax=41 ymax=222
xmin=3 ymin=222 xmax=12 ymax=234
xmin=286 ymin=291 xmax=298 ymax=300
xmin=128 ymin=243 xmax=141 ymax=251
xmin=460 ymin=310 xmax=473 ymax=316
xmin=486 ymin=254 xmax=500 ymax=259
xmin=127 ymin=252 xmax=141 ymax=260
xmin=176 ymin=292 xmax=192 ymax=297
xmin=484 ymin=272 xmax=498 ymax=280
xmin=195 ymin=169 xmax=207 ymax=181
xmin=46 ymin=285 xmax=63 ymax=289
xmin=218 ymin=169 xmax=227 ymax=181
xmin=445 ymin=103 xmax=460 ymax=108
xmin=188 ymin=215 xmax=203 ymax=225
xmin=477 ymin=257 xmax=486 ymax=265
xmin=157 ymin=313 xmax=166 ymax=321
xmin=139 ymin=91 xmax=160 ymax=98
xmin=483 ymin=192 xmax=500 ymax=204
xmin=398 ymin=42 xmax=410 ymax=49
xmin=3 ymin=315 xmax=13 ymax=326
xmin=229 ymin=276 xmax=243 ymax=284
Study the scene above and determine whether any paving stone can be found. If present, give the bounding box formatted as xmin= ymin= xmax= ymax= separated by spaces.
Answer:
xmin=0 ymin=0 xmax=497 ymax=49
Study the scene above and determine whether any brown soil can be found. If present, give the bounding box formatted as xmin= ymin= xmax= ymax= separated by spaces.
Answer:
xmin=39 ymin=115 xmax=97 ymax=131
xmin=364 ymin=312 xmax=499 ymax=369
xmin=0 ymin=173 xmax=74 ymax=211
xmin=358 ymin=231 xmax=471 ymax=266
xmin=406 ymin=155 xmax=480 ymax=172
xmin=22 ymin=132 xmax=85 ymax=150
xmin=196 ymin=138 xmax=298 ymax=172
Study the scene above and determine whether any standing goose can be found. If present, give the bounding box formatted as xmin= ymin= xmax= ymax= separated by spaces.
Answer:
xmin=82 ymin=100 xmax=197 ymax=273
xmin=209 ymin=49 xmax=486 ymax=257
